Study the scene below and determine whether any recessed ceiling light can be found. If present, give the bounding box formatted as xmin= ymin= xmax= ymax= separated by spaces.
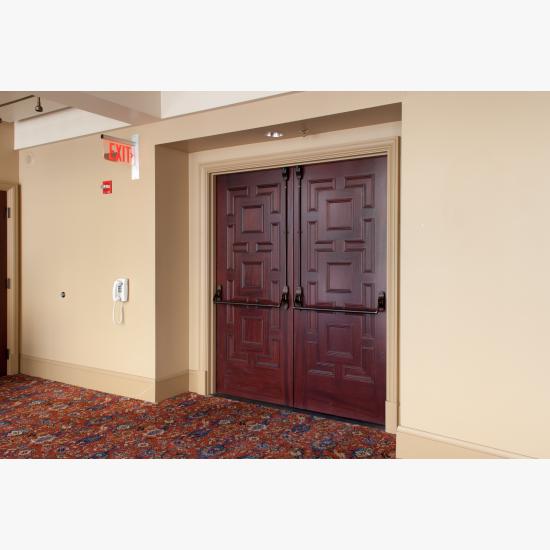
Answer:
xmin=266 ymin=130 xmax=283 ymax=138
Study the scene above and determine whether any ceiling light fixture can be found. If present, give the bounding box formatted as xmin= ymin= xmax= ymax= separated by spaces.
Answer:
xmin=35 ymin=97 xmax=43 ymax=113
xmin=266 ymin=130 xmax=283 ymax=138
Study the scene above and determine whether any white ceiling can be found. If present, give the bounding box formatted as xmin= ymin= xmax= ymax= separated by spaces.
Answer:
xmin=1 ymin=91 xmax=286 ymax=124
xmin=3 ymin=91 xmax=288 ymax=149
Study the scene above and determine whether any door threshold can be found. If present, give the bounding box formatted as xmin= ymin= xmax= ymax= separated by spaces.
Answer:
xmin=213 ymin=393 xmax=385 ymax=431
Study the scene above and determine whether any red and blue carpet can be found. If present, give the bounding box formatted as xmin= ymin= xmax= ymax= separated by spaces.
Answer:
xmin=0 ymin=375 xmax=395 ymax=459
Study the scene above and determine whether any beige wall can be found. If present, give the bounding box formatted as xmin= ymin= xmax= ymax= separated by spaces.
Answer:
xmin=17 ymin=91 xmax=550 ymax=457
xmin=398 ymin=92 xmax=550 ymax=458
xmin=20 ymin=135 xmax=156 ymax=381
xmin=0 ymin=122 xmax=18 ymax=182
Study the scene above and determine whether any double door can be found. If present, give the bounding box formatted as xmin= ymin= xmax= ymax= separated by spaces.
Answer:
xmin=215 ymin=156 xmax=387 ymax=424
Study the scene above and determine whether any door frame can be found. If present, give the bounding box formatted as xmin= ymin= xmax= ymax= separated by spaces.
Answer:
xmin=0 ymin=181 xmax=20 ymax=376
xmin=197 ymin=137 xmax=400 ymax=433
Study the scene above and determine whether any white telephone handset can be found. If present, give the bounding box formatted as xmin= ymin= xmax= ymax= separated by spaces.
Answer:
xmin=112 ymin=278 xmax=129 ymax=325
xmin=113 ymin=278 xmax=129 ymax=302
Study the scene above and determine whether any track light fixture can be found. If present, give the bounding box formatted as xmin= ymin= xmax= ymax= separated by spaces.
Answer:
xmin=35 ymin=97 xmax=43 ymax=113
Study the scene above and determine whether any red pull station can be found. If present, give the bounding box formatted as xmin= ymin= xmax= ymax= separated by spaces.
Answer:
xmin=101 ymin=180 xmax=112 ymax=194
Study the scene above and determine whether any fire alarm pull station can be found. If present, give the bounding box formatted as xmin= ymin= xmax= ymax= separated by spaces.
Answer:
xmin=102 ymin=180 xmax=112 ymax=194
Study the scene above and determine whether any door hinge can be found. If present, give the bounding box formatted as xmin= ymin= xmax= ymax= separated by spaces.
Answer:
xmin=5 ymin=348 xmax=10 ymax=360
xmin=6 ymin=207 xmax=11 ymax=219
xmin=6 ymin=278 xmax=10 ymax=290
xmin=295 ymin=165 xmax=304 ymax=180
xmin=282 ymin=167 xmax=290 ymax=181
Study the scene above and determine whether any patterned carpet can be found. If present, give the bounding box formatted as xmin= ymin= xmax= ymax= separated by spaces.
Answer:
xmin=0 ymin=375 xmax=396 ymax=459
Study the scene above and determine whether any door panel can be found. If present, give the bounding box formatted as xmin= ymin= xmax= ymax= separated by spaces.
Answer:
xmin=215 ymin=169 xmax=291 ymax=405
xmin=216 ymin=169 xmax=285 ymax=304
xmin=294 ymin=310 xmax=384 ymax=422
xmin=297 ymin=157 xmax=386 ymax=310
xmin=216 ymin=306 xmax=290 ymax=404
xmin=293 ymin=157 xmax=387 ymax=423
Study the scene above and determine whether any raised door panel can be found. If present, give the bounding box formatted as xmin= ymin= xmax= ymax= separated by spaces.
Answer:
xmin=299 ymin=157 xmax=386 ymax=309
xmin=294 ymin=310 xmax=385 ymax=423
xmin=216 ymin=305 xmax=290 ymax=404
xmin=216 ymin=169 xmax=284 ymax=304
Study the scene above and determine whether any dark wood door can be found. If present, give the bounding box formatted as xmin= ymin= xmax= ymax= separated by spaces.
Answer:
xmin=0 ymin=191 xmax=7 ymax=377
xmin=293 ymin=158 xmax=387 ymax=423
xmin=215 ymin=157 xmax=387 ymax=424
xmin=215 ymin=168 xmax=292 ymax=405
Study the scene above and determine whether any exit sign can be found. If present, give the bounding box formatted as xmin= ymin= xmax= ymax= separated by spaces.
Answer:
xmin=101 ymin=134 xmax=135 ymax=165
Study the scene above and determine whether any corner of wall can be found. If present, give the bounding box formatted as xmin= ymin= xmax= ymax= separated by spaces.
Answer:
xmin=154 ymin=145 xmax=190 ymax=399
xmin=0 ymin=122 xmax=19 ymax=183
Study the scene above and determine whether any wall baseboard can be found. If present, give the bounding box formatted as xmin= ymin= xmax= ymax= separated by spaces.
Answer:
xmin=189 ymin=370 xmax=207 ymax=394
xmin=21 ymin=355 xmax=156 ymax=403
xmin=396 ymin=426 xmax=533 ymax=459
xmin=21 ymin=356 xmax=203 ymax=404
xmin=155 ymin=372 xmax=189 ymax=402
xmin=385 ymin=400 xmax=398 ymax=434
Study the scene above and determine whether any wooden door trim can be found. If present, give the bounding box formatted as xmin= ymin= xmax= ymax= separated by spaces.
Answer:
xmin=0 ymin=181 xmax=20 ymax=376
xmin=197 ymin=137 xmax=400 ymax=433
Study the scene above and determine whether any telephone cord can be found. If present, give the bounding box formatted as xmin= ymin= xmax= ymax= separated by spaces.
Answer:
xmin=112 ymin=300 xmax=124 ymax=325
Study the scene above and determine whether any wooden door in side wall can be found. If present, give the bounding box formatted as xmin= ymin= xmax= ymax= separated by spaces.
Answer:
xmin=215 ymin=169 xmax=292 ymax=405
xmin=293 ymin=157 xmax=387 ymax=424
xmin=0 ymin=191 xmax=6 ymax=377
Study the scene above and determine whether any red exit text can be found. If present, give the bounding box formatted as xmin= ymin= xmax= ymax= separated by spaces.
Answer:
xmin=105 ymin=141 xmax=134 ymax=164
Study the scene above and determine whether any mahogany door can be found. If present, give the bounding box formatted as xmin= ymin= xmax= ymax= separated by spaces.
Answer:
xmin=293 ymin=157 xmax=387 ymax=423
xmin=215 ymin=168 xmax=292 ymax=405
xmin=0 ymin=191 xmax=7 ymax=377
xmin=215 ymin=157 xmax=387 ymax=424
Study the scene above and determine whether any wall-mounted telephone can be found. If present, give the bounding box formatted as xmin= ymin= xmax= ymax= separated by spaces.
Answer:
xmin=113 ymin=278 xmax=129 ymax=302
xmin=112 ymin=278 xmax=129 ymax=325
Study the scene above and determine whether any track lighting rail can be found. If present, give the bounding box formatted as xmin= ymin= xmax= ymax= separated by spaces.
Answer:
xmin=0 ymin=94 xmax=35 ymax=109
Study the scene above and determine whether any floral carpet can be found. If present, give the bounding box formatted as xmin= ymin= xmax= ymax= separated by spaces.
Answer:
xmin=0 ymin=375 xmax=395 ymax=459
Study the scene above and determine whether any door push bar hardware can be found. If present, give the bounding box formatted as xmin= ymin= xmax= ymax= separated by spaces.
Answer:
xmin=294 ymin=286 xmax=304 ymax=307
xmin=280 ymin=286 xmax=289 ymax=309
xmin=293 ymin=292 xmax=386 ymax=315
xmin=213 ymin=285 xmax=283 ymax=309
xmin=377 ymin=291 xmax=386 ymax=312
